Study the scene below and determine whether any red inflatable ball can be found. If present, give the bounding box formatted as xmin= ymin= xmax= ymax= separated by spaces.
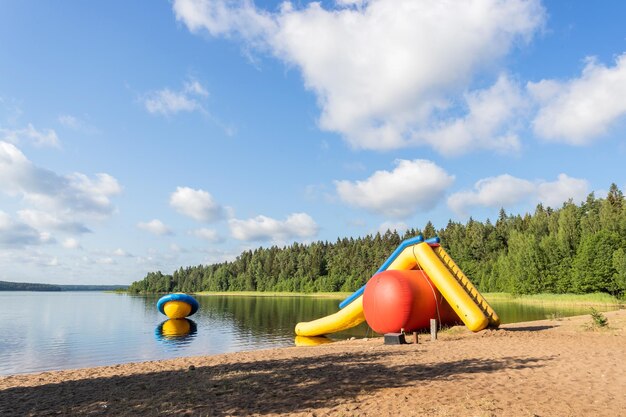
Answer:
xmin=362 ymin=269 xmax=460 ymax=334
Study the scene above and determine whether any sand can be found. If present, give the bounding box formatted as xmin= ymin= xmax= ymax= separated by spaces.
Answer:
xmin=1 ymin=309 xmax=625 ymax=417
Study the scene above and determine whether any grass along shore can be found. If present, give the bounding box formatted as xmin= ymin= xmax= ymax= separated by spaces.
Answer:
xmin=188 ymin=290 xmax=624 ymax=306
xmin=482 ymin=292 xmax=623 ymax=306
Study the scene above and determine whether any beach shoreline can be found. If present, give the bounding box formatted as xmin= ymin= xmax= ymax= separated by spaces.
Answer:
xmin=1 ymin=309 xmax=625 ymax=416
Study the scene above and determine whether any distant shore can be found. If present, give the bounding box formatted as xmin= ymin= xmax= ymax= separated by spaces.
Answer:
xmin=165 ymin=290 xmax=624 ymax=306
xmin=0 ymin=280 xmax=128 ymax=292
xmin=1 ymin=309 xmax=624 ymax=416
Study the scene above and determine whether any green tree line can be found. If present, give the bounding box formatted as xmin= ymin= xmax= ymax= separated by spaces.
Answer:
xmin=129 ymin=184 xmax=626 ymax=297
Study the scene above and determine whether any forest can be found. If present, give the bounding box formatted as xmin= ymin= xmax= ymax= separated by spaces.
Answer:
xmin=128 ymin=184 xmax=626 ymax=297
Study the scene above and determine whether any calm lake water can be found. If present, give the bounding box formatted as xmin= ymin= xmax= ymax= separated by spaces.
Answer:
xmin=0 ymin=291 xmax=618 ymax=375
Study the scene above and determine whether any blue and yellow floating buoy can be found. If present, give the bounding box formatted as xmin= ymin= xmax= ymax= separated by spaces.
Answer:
xmin=157 ymin=293 xmax=199 ymax=319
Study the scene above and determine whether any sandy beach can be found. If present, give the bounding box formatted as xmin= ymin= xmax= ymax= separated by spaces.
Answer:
xmin=1 ymin=309 xmax=625 ymax=417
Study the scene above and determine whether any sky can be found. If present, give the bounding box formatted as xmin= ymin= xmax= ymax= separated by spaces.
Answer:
xmin=1 ymin=0 xmax=625 ymax=285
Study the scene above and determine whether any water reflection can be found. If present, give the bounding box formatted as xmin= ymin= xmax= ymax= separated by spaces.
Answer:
xmin=0 ymin=292 xmax=619 ymax=375
xmin=155 ymin=318 xmax=197 ymax=346
xmin=294 ymin=335 xmax=333 ymax=347
xmin=193 ymin=295 xmax=374 ymax=340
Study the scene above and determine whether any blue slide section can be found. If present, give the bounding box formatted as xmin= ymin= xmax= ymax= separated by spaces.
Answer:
xmin=338 ymin=235 xmax=440 ymax=309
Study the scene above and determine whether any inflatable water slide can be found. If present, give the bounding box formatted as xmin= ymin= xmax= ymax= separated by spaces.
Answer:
xmin=295 ymin=235 xmax=499 ymax=337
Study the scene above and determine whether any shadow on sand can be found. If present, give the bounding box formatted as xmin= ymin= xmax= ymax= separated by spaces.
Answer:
xmin=0 ymin=350 xmax=551 ymax=416
xmin=503 ymin=325 xmax=557 ymax=332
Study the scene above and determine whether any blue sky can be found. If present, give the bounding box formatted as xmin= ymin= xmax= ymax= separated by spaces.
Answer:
xmin=1 ymin=0 xmax=625 ymax=285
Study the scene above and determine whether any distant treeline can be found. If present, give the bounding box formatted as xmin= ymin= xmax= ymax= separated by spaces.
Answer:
xmin=0 ymin=281 xmax=61 ymax=291
xmin=0 ymin=281 xmax=129 ymax=292
xmin=129 ymin=184 xmax=626 ymax=297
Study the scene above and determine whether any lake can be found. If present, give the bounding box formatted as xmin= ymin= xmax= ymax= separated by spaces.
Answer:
xmin=0 ymin=291 xmax=618 ymax=375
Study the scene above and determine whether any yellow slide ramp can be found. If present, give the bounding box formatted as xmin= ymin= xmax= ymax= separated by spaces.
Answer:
xmin=295 ymin=295 xmax=366 ymax=337
xmin=294 ymin=245 xmax=417 ymax=337
xmin=413 ymin=242 xmax=500 ymax=332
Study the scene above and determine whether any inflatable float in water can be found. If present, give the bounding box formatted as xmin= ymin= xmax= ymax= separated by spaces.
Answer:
xmin=157 ymin=293 xmax=199 ymax=319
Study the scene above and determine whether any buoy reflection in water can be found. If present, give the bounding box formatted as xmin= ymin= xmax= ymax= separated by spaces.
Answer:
xmin=155 ymin=318 xmax=197 ymax=346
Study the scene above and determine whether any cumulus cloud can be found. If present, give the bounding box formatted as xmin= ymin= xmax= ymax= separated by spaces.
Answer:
xmin=172 ymin=0 xmax=275 ymax=42
xmin=0 ymin=123 xmax=59 ymax=147
xmin=190 ymin=227 xmax=223 ymax=242
xmin=335 ymin=159 xmax=454 ymax=218
xmin=448 ymin=174 xmax=535 ymax=215
xmin=448 ymin=173 xmax=589 ymax=216
xmin=421 ymin=75 xmax=527 ymax=155
xmin=0 ymin=211 xmax=48 ymax=247
xmin=18 ymin=209 xmax=91 ymax=234
xmin=536 ymin=174 xmax=590 ymax=208
xmin=0 ymin=141 xmax=121 ymax=234
xmin=170 ymin=186 xmax=223 ymax=222
xmin=137 ymin=219 xmax=173 ymax=236
xmin=229 ymin=212 xmax=319 ymax=241
xmin=173 ymin=0 xmax=544 ymax=152
xmin=143 ymin=79 xmax=209 ymax=116
xmin=529 ymin=54 xmax=626 ymax=144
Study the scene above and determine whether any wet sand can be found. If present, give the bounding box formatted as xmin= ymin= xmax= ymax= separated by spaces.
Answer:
xmin=1 ymin=309 xmax=625 ymax=416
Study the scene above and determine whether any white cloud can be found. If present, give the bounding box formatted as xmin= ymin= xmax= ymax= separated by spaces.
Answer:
xmin=0 ymin=123 xmax=59 ymax=147
xmin=448 ymin=174 xmax=535 ymax=215
xmin=173 ymin=0 xmax=544 ymax=152
xmin=18 ymin=209 xmax=91 ymax=234
xmin=143 ymin=79 xmax=209 ymax=116
xmin=229 ymin=212 xmax=319 ymax=241
xmin=170 ymin=186 xmax=223 ymax=222
xmin=0 ymin=141 xmax=121 ymax=233
xmin=448 ymin=173 xmax=589 ymax=215
xmin=421 ymin=75 xmax=527 ymax=155
xmin=335 ymin=159 xmax=454 ymax=218
xmin=113 ymin=248 xmax=131 ymax=257
xmin=335 ymin=0 xmax=367 ymax=7
xmin=58 ymin=115 xmax=80 ymax=129
xmin=0 ymin=211 xmax=48 ymax=247
xmin=190 ymin=227 xmax=223 ymax=242
xmin=137 ymin=219 xmax=173 ymax=236
xmin=58 ymin=114 xmax=99 ymax=134
xmin=377 ymin=221 xmax=408 ymax=235
xmin=529 ymin=54 xmax=626 ymax=144
xmin=184 ymin=80 xmax=209 ymax=97
xmin=536 ymin=174 xmax=589 ymax=208
xmin=0 ymin=142 xmax=121 ymax=215
xmin=172 ymin=0 xmax=275 ymax=42
xmin=62 ymin=238 xmax=81 ymax=249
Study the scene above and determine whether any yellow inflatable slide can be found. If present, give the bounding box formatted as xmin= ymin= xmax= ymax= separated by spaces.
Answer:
xmin=295 ymin=236 xmax=499 ymax=337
